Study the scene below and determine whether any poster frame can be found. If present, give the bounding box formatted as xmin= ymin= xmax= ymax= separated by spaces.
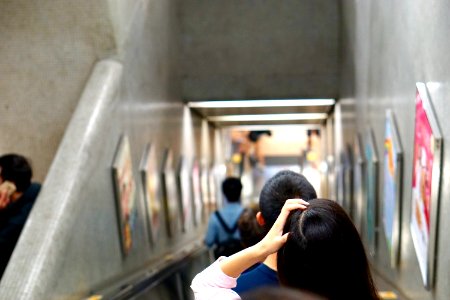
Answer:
xmin=353 ymin=133 xmax=366 ymax=233
xmin=365 ymin=129 xmax=379 ymax=257
xmin=200 ymin=165 xmax=211 ymax=217
xmin=411 ymin=82 xmax=443 ymax=289
xmin=160 ymin=148 xmax=180 ymax=238
xmin=111 ymin=135 xmax=136 ymax=257
xmin=382 ymin=110 xmax=404 ymax=268
xmin=191 ymin=158 xmax=204 ymax=226
xmin=176 ymin=156 xmax=193 ymax=233
xmin=139 ymin=143 xmax=161 ymax=245
xmin=342 ymin=145 xmax=354 ymax=215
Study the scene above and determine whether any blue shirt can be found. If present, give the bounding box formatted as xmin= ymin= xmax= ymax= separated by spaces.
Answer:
xmin=233 ymin=263 xmax=279 ymax=295
xmin=204 ymin=202 xmax=244 ymax=247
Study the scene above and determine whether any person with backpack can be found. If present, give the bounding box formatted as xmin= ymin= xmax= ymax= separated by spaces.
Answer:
xmin=205 ymin=177 xmax=244 ymax=259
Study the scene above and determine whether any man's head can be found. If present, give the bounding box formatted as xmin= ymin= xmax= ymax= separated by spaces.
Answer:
xmin=222 ymin=177 xmax=243 ymax=203
xmin=0 ymin=154 xmax=33 ymax=192
xmin=258 ymin=170 xmax=316 ymax=230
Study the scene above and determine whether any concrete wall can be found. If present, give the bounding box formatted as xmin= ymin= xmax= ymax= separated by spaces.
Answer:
xmin=0 ymin=0 xmax=116 ymax=182
xmin=0 ymin=1 xmax=218 ymax=298
xmin=179 ymin=0 xmax=340 ymax=100
xmin=340 ymin=1 xmax=450 ymax=299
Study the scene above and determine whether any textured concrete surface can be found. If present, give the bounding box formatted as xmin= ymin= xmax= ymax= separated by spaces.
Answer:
xmin=179 ymin=0 xmax=340 ymax=100
xmin=340 ymin=1 xmax=450 ymax=299
xmin=0 ymin=0 xmax=116 ymax=182
xmin=0 ymin=60 xmax=124 ymax=299
xmin=0 ymin=1 xmax=220 ymax=298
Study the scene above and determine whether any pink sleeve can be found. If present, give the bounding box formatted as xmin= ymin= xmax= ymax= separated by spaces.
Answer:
xmin=191 ymin=257 xmax=241 ymax=300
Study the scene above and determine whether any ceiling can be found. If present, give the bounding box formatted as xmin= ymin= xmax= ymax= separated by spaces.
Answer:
xmin=179 ymin=0 xmax=340 ymax=101
xmin=187 ymin=99 xmax=335 ymax=127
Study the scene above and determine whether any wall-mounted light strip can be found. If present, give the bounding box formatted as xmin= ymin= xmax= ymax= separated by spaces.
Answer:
xmin=188 ymin=99 xmax=335 ymax=108
xmin=208 ymin=113 xmax=328 ymax=122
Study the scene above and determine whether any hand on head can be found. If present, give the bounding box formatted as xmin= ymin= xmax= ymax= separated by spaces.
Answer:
xmin=257 ymin=199 xmax=309 ymax=257
xmin=217 ymin=199 xmax=309 ymax=279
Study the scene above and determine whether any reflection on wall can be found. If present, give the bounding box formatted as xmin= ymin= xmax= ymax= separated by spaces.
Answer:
xmin=339 ymin=1 xmax=450 ymax=299
xmin=0 ymin=1 xmax=223 ymax=298
xmin=0 ymin=0 xmax=115 ymax=181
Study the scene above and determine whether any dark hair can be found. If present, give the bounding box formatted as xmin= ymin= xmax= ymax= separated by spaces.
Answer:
xmin=222 ymin=177 xmax=242 ymax=203
xmin=0 ymin=154 xmax=33 ymax=192
xmin=259 ymin=170 xmax=317 ymax=230
xmin=277 ymin=199 xmax=379 ymax=300
xmin=238 ymin=204 xmax=265 ymax=248
xmin=242 ymin=286 xmax=327 ymax=300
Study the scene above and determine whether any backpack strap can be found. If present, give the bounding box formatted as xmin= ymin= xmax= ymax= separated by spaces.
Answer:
xmin=215 ymin=211 xmax=239 ymax=235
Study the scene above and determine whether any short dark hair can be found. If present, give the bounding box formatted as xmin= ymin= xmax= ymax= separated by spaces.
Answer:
xmin=259 ymin=170 xmax=316 ymax=230
xmin=0 ymin=154 xmax=33 ymax=192
xmin=222 ymin=177 xmax=242 ymax=203
xmin=238 ymin=204 xmax=265 ymax=248
xmin=277 ymin=199 xmax=379 ymax=300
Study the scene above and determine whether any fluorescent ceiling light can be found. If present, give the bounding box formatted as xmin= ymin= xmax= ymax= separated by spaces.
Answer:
xmin=227 ymin=124 xmax=321 ymax=130
xmin=188 ymin=99 xmax=335 ymax=108
xmin=209 ymin=113 xmax=327 ymax=122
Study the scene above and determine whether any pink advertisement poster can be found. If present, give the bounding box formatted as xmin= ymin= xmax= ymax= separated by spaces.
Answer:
xmin=410 ymin=87 xmax=438 ymax=286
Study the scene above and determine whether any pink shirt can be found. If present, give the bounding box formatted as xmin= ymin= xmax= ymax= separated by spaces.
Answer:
xmin=191 ymin=257 xmax=241 ymax=300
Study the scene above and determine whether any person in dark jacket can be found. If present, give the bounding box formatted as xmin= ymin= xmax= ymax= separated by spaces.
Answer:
xmin=0 ymin=154 xmax=41 ymax=279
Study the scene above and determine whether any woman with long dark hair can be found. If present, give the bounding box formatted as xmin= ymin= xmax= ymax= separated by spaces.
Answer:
xmin=191 ymin=199 xmax=379 ymax=300
xmin=277 ymin=199 xmax=379 ymax=299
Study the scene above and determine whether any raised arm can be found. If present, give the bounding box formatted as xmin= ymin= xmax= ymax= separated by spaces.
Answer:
xmin=191 ymin=199 xmax=308 ymax=300
xmin=219 ymin=199 xmax=309 ymax=277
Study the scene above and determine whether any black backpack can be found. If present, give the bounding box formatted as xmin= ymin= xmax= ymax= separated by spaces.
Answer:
xmin=213 ymin=211 xmax=244 ymax=259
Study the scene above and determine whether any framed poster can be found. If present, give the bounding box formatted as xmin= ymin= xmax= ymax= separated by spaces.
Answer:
xmin=342 ymin=146 xmax=354 ymax=216
xmin=160 ymin=148 xmax=180 ymax=238
xmin=383 ymin=110 xmax=403 ymax=268
xmin=191 ymin=158 xmax=204 ymax=226
xmin=410 ymin=82 xmax=443 ymax=289
xmin=336 ymin=158 xmax=345 ymax=209
xmin=139 ymin=143 xmax=161 ymax=244
xmin=176 ymin=156 xmax=193 ymax=232
xmin=200 ymin=166 xmax=211 ymax=216
xmin=365 ymin=129 xmax=379 ymax=257
xmin=353 ymin=133 xmax=365 ymax=234
xmin=208 ymin=164 xmax=217 ymax=211
xmin=112 ymin=135 xmax=137 ymax=256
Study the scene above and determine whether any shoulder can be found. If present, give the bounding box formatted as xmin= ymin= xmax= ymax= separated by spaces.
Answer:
xmin=224 ymin=203 xmax=244 ymax=214
xmin=26 ymin=183 xmax=41 ymax=200
xmin=257 ymin=264 xmax=277 ymax=277
xmin=234 ymin=264 xmax=278 ymax=294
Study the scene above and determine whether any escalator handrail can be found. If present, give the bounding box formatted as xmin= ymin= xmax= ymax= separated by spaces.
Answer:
xmin=88 ymin=241 xmax=208 ymax=300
